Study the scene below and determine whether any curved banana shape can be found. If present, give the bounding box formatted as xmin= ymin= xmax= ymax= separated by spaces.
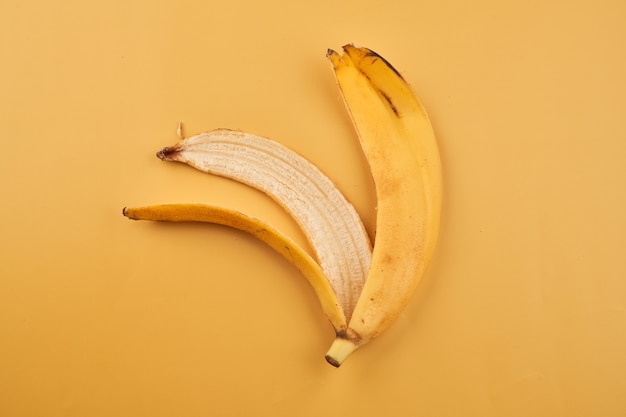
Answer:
xmin=123 ymin=204 xmax=346 ymax=331
xmin=123 ymin=45 xmax=442 ymax=367
xmin=323 ymin=46 xmax=442 ymax=366
xmin=156 ymin=129 xmax=371 ymax=319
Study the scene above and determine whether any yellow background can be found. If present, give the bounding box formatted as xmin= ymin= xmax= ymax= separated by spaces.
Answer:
xmin=1 ymin=0 xmax=625 ymax=415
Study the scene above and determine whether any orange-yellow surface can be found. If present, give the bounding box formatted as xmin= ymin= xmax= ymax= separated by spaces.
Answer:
xmin=1 ymin=0 xmax=625 ymax=416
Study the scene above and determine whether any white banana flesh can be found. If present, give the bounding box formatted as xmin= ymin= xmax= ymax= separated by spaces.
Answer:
xmin=124 ymin=45 xmax=442 ymax=367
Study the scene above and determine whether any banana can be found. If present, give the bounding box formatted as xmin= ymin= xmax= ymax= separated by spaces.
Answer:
xmin=323 ymin=45 xmax=442 ymax=366
xmin=123 ymin=45 xmax=441 ymax=367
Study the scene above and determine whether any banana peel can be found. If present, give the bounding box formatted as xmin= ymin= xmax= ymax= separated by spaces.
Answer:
xmin=123 ymin=45 xmax=442 ymax=367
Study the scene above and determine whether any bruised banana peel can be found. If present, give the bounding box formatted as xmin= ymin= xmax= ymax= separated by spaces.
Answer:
xmin=123 ymin=45 xmax=442 ymax=367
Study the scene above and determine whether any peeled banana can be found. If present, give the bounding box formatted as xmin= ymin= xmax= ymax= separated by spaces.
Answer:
xmin=123 ymin=45 xmax=442 ymax=367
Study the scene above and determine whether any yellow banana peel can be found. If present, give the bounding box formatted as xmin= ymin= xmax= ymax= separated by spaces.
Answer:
xmin=124 ymin=45 xmax=442 ymax=367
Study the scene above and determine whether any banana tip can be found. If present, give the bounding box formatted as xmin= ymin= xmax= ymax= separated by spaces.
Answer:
xmin=156 ymin=146 xmax=179 ymax=160
xmin=324 ymin=355 xmax=342 ymax=368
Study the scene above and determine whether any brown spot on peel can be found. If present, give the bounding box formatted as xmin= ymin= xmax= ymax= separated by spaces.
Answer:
xmin=379 ymin=89 xmax=400 ymax=117
xmin=156 ymin=146 xmax=180 ymax=160
xmin=364 ymin=49 xmax=405 ymax=81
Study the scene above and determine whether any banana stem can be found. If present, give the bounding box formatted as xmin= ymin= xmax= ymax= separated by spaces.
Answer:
xmin=325 ymin=337 xmax=360 ymax=367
